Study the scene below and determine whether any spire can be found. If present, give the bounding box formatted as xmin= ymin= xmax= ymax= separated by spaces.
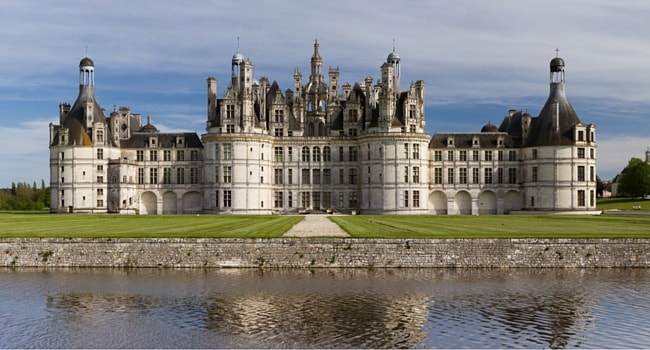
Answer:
xmin=310 ymin=39 xmax=323 ymax=82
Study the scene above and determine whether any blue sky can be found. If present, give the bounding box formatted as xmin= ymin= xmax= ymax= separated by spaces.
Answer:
xmin=1 ymin=0 xmax=649 ymax=187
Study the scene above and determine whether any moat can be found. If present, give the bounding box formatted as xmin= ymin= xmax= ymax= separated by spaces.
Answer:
xmin=1 ymin=267 xmax=649 ymax=348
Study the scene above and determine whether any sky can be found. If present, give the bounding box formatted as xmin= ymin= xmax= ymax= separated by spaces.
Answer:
xmin=1 ymin=0 xmax=649 ymax=187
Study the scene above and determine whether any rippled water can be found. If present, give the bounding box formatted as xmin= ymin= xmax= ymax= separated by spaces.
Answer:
xmin=1 ymin=268 xmax=649 ymax=348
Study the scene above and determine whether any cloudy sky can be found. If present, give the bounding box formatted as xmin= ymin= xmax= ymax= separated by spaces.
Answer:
xmin=1 ymin=0 xmax=649 ymax=187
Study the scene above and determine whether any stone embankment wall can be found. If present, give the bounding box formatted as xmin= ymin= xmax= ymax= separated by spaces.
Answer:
xmin=1 ymin=238 xmax=649 ymax=268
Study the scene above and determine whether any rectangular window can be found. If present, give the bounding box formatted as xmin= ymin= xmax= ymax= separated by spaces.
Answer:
xmin=532 ymin=167 xmax=538 ymax=182
xmin=484 ymin=150 xmax=492 ymax=161
xmin=508 ymin=168 xmax=517 ymax=184
xmin=577 ymin=190 xmax=585 ymax=206
xmin=97 ymin=188 xmax=103 ymax=196
xmin=323 ymin=169 xmax=331 ymax=184
xmin=274 ymin=168 xmax=283 ymax=184
xmin=413 ymin=191 xmax=420 ymax=208
xmin=459 ymin=168 xmax=467 ymax=184
xmin=226 ymin=124 xmax=235 ymax=133
xmin=497 ymin=168 xmax=504 ymax=184
xmin=138 ymin=168 xmax=144 ymax=184
xmin=97 ymin=199 xmax=104 ymax=207
xmin=190 ymin=150 xmax=199 ymax=161
xmin=301 ymin=192 xmax=310 ymax=208
xmin=459 ymin=150 xmax=467 ymax=161
xmin=137 ymin=150 xmax=144 ymax=161
xmin=177 ymin=150 xmax=185 ymax=161
xmin=472 ymin=150 xmax=479 ymax=161
xmin=274 ymin=191 xmax=283 ymax=208
xmin=349 ymin=168 xmax=358 ymax=184
xmin=349 ymin=191 xmax=358 ymax=208
xmin=447 ymin=150 xmax=454 ymax=161
xmin=302 ymin=147 xmax=310 ymax=162
xmin=590 ymin=166 xmax=595 ymax=182
xmin=590 ymin=190 xmax=595 ymax=207
xmin=403 ymin=190 xmax=409 ymax=208
xmin=339 ymin=147 xmax=344 ymax=162
xmin=226 ymin=105 xmax=235 ymax=119
xmin=288 ymin=192 xmax=293 ymax=208
xmin=302 ymin=169 xmax=310 ymax=184
xmin=214 ymin=166 xmax=219 ymax=183
xmin=223 ymin=190 xmax=232 ymax=207
xmin=323 ymin=147 xmax=331 ymax=162
xmin=434 ymin=168 xmax=443 ymax=184
xmin=590 ymin=148 xmax=594 ymax=159
xmin=164 ymin=150 xmax=171 ymax=161
xmin=532 ymin=149 xmax=538 ymax=159
xmin=163 ymin=168 xmax=172 ymax=184
xmin=214 ymin=145 xmax=220 ymax=159
xmin=484 ymin=168 xmax=493 ymax=184
xmin=509 ymin=150 xmax=517 ymax=161
xmin=447 ymin=168 xmax=454 ymax=184
xmin=274 ymin=109 xmax=284 ymax=123
xmin=274 ymin=147 xmax=283 ymax=162
xmin=177 ymin=168 xmax=185 ymax=184
xmin=578 ymin=166 xmax=585 ymax=181
xmin=578 ymin=148 xmax=585 ymax=159
xmin=339 ymin=169 xmax=344 ymax=184
xmin=578 ymin=130 xmax=584 ymax=141
xmin=404 ymin=166 xmax=409 ymax=183
xmin=288 ymin=169 xmax=293 ymax=185
xmin=313 ymin=169 xmax=321 ymax=184
xmin=149 ymin=168 xmax=158 ymax=184
xmin=434 ymin=150 xmax=442 ymax=162
xmin=288 ymin=147 xmax=293 ymax=162
xmin=223 ymin=144 xmax=232 ymax=160
xmin=413 ymin=144 xmax=420 ymax=159
xmin=349 ymin=147 xmax=357 ymax=161
xmin=96 ymin=165 xmax=103 ymax=172
xmin=413 ymin=166 xmax=420 ymax=183
xmin=313 ymin=192 xmax=321 ymax=209
xmin=404 ymin=143 xmax=409 ymax=159
xmin=97 ymin=148 xmax=103 ymax=160
xmin=223 ymin=166 xmax=232 ymax=183
xmin=150 ymin=150 xmax=157 ymax=161
xmin=96 ymin=176 xmax=103 ymax=184
xmin=190 ymin=167 xmax=199 ymax=184
xmin=322 ymin=192 xmax=331 ymax=209
xmin=498 ymin=150 xmax=504 ymax=161
xmin=472 ymin=168 xmax=479 ymax=184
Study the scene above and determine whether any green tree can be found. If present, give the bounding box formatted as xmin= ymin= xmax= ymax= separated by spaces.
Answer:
xmin=619 ymin=157 xmax=650 ymax=198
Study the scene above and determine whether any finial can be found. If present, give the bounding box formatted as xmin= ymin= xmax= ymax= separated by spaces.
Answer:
xmin=555 ymin=48 xmax=560 ymax=57
xmin=236 ymin=36 xmax=240 ymax=52
xmin=392 ymin=38 xmax=396 ymax=52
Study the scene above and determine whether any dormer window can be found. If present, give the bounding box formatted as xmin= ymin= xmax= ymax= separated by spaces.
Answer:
xmin=447 ymin=137 xmax=454 ymax=147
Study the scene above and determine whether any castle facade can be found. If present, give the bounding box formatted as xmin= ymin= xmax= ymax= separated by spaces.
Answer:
xmin=49 ymin=41 xmax=597 ymax=214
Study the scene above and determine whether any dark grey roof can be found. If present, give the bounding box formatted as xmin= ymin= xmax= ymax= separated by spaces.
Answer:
xmin=526 ymin=83 xmax=582 ymax=146
xmin=56 ymin=85 xmax=115 ymax=147
xmin=429 ymin=132 xmax=514 ymax=149
xmin=79 ymin=57 xmax=94 ymax=67
xmin=120 ymin=132 xmax=203 ymax=149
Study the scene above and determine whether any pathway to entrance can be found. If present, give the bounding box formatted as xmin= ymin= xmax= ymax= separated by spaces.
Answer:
xmin=283 ymin=215 xmax=350 ymax=237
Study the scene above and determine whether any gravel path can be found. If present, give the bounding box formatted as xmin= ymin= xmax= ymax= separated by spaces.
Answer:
xmin=283 ymin=215 xmax=350 ymax=237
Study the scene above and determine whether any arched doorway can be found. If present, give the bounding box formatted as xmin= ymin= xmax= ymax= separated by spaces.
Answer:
xmin=163 ymin=191 xmax=177 ymax=214
xmin=454 ymin=191 xmax=472 ymax=215
xmin=478 ymin=191 xmax=497 ymax=214
xmin=428 ymin=191 xmax=447 ymax=215
xmin=182 ymin=191 xmax=203 ymax=213
xmin=140 ymin=192 xmax=157 ymax=215
xmin=504 ymin=190 xmax=523 ymax=213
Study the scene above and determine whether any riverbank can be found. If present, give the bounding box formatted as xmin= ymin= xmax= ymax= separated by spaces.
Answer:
xmin=1 ymin=238 xmax=649 ymax=268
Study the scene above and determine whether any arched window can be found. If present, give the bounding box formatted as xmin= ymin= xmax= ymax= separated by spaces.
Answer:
xmin=308 ymin=123 xmax=315 ymax=136
xmin=318 ymin=122 xmax=325 ymax=136
xmin=312 ymin=147 xmax=321 ymax=162
xmin=323 ymin=146 xmax=331 ymax=162
xmin=301 ymin=146 xmax=310 ymax=162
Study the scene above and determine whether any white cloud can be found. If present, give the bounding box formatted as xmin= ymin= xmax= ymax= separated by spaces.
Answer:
xmin=596 ymin=136 xmax=650 ymax=180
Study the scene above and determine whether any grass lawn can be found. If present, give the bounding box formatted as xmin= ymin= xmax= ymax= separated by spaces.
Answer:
xmin=597 ymin=197 xmax=650 ymax=210
xmin=330 ymin=215 xmax=650 ymax=239
xmin=0 ymin=214 xmax=303 ymax=238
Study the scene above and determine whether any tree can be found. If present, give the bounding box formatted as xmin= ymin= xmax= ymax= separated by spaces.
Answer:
xmin=596 ymin=175 xmax=604 ymax=197
xmin=618 ymin=157 xmax=650 ymax=198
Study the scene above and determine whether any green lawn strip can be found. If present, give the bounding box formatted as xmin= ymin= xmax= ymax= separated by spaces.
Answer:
xmin=0 ymin=214 xmax=303 ymax=238
xmin=330 ymin=215 xmax=650 ymax=238
xmin=596 ymin=197 xmax=650 ymax=211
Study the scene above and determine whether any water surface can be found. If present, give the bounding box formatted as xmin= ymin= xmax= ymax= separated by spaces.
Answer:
xmin=1 ymin=268 xmax=649 ymax=348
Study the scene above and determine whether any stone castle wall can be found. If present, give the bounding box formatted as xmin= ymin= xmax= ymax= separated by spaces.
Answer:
xmin=1 ymin=238 xmax=649 ymax=268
